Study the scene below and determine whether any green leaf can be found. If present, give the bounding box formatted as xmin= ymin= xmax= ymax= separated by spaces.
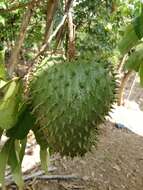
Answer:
xmin=124 ymin=45 xmax=143 ymax=72
xmin=19 ymin=138 xmax=27 ymax=163
xmin=118 ymin=23 xmax=139 ymax=55
xmin=0 ymin=139 xmax=13 ymax=188
xmin=133 ymin=13 xmax=143 ymax=40
xmin=0 ymin=2 xmax=6 ymax=9
xmin=8 ymin=141 xmax=24 ymax=189
xmin=40 ymin=148 xmax=50 ymax=173
xmin=6 ymin=105 xmax=35 ymax=139
xmin=0 ymin=16 xmax=5 ymax=26
xmin=0 ymin=50 xmax=7 ymax=80
xmin=139 ymin=63 xmax=143 ymax=86
xmin=0 ymin=78 xmax=23 ymax=130
xmin=0 ymin=80 xmax=6 ymax=88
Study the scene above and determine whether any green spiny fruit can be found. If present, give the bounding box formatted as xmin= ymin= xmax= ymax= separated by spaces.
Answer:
xmin=0 ymin=77 xmax=23 ymax=129
xmin=30 ymin=57 xmax=116 ymax=157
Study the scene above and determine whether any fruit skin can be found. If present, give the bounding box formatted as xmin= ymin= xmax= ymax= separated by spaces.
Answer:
xmin=30 ymin=57 xmax=116 ymax=157
xmin=0 ymin=78 xmax=23 ymax=130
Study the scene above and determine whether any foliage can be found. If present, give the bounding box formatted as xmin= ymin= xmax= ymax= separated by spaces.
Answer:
xmin=0 ymin=0 xmax=142 ymax=188
xmin=0 ymin=78 xmax=23 ymax=129
xmin=119 ymin=3 xmax=143 ymax=86
xmin=75 ymin=0 xmax=141 ymax=63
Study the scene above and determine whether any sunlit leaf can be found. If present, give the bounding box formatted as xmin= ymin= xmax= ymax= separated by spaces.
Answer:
xmin=8 ymin=141 xmax=24 ymax=189
xmin=0 ymin=50 xmax=7 ymax=80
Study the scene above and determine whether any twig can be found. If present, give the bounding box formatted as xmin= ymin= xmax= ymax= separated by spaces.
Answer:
xmin=8 ymin=0 xmax=40 ymax=77
xmin=6 ymin=174 xmax=81 ymax=186
xmin=32 ymin=0 xmax=74 ymax=61
xmin=55 ymin=20 xmax=67 ymax=49
xmin=44 ymin=0 xmax=59 ymax=43
xmin=117 ymin=54 xmax=128 ymax=74
xmin=26 ymin=175 xmax=81 ymax=181
xmin=64 ymin=0 xmax=74 ymax=12
xmin=32 ymin=14 xmax=67 ymax=61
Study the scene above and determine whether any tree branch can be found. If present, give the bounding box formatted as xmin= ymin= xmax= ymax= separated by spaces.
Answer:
xmin=44 ymin=0 xmax=59 ymax=43
xmin=0 ymin=0 xmax=36 ymax=14
xmin=117 ymin=54 xmax=128 ymax=74
xmin=32 ymin=0 xmax=74 ymax=61
xmin=117 ymin=71 xmax=132 ymax=106
xmin=55 ymin=20 xmax=67 ymax=49
xmin=67 ymin=8 xmax=76 ymax=59
xmin=65 ymin=0 xmax=73 ymax=12
xmin=6 ymin=174 xmax=81 ymax=186
xmin=8 ymin=0 xmax=40 ymax=76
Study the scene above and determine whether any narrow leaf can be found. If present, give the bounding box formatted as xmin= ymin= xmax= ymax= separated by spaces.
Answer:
xmin=19 ymin=138 xmax=27 ymax=163
xmin=0 ymin=139 xmax=13 ymax=188
xmin=8 ymin=141 xmax=24 ymax=189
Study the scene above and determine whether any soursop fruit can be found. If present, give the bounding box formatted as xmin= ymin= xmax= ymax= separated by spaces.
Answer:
xmin=30 ymin=57 xmax=116 ymax=157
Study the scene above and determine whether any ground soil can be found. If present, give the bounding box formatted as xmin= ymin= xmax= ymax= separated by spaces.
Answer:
xmin=18 ymin=122 xmax=143 ymax=190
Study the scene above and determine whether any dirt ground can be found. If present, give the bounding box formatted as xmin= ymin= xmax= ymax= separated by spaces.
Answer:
xmin=18 ymin=122 xmax=143 ymax=190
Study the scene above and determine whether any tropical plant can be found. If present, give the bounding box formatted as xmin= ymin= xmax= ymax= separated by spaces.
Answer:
xmin=118 ymin=2 xmax=143 ymax=105
xmin=0 ymin=0 xmax=141 ymax=189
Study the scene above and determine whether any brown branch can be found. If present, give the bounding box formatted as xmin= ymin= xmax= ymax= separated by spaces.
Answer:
xmin=55 ymin=0 xmax=75 ymax=51
xmin=55 ymin=20 xmax=67 ymax=49
xmin=0 ymin=0 xmax=36 ymax=13
xmin=6 ymin=174 xmax=80 ymax=186
xmin=32 ymin=0 xmax=74 ymax=61
xmin=67 ymin=9 xmax=76 ymax=60
xmin=8 ymin=0 xmax=40 ymax=76
xmin=117 ymin=54 xmax=128 ymax=74
xmin=44 ymin=0 xmax=59 ymax=43
xmin=32 ymin=15 xmax=67 ymax=61
xmin=25 ymin=174 xmax=80 ymax=182
xmin=117 ymin=71 xmax=132 ymax=106
xmin=65 ymin=0 xmax=74 ymax=12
